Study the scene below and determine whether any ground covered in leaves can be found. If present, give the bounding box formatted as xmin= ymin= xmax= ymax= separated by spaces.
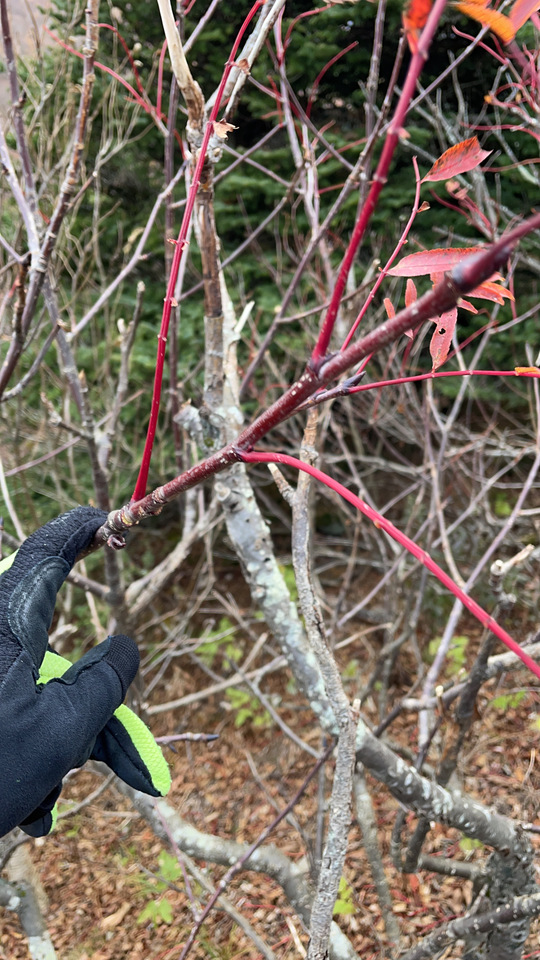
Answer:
xmin=2 ymin=647 xmax=540 ymax=960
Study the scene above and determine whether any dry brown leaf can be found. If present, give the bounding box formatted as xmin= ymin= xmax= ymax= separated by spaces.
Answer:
xmin=213 ymin=119 xmax=239 ymax=139
xmin=100 ymin=902 xmax=132 ymax=930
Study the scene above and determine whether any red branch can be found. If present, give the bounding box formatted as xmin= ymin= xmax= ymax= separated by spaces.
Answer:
xmin=45 ymin=27 xmax=161 ymax=124
xmin=306 ymin=42 xmax=358 ymax=119
xmin=240 ymin=451 xmax=540 ymax=683
xmin=131 ymin=0 xmax=267 ymax=502
xmin=101 ymin=209 xmax=540 ymax=533
xmin=311 ymin=0 xmax=449 ymax=363
xmin=97 ymin=22 xmax=145 ymax=95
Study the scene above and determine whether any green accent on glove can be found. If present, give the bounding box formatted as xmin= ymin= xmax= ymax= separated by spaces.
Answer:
xmin=38 ymin=649 xmax=73 ymax=682
xmin=0 ymin=507 xmax=145 ymax=839
xmin=110 ymin=705 xmax=171 ymax=796
xmin=38 ymin=650 xmax=171 ymax=798
xmin=0 ymin=550 xmax=17 ymax=576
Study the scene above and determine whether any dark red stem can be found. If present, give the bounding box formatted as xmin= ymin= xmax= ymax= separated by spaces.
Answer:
xmin=102 ymin=210 xmax=540 ymax=534
xmin=311 ymin=0 xmax=449 ymax=363
xmin=131 ymin=0 xmax=266 ymax=502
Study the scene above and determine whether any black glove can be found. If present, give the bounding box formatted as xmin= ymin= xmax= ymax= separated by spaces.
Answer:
xmin=0 ymin=507 xmax=170 ymax=839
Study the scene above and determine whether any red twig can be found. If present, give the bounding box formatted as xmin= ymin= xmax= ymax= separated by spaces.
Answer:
xmin=97 ymin=22 xmax=144 ymax=95
xmin=350 ymin=367 xmax=540 ymax=392
xmin=342 ymin=156 xmax=423 ymax=349
xmin=131 ymin=0 xmax=267 ymax=502
xmin=311 ymin=0 xmax=449 ymax=364
xmin=306 ymin=41 xmax=358 ymax=119
xmin=240 ymin=451 xmax=540 ymax=683
xmin=281 ymin=4 xmax=333 ymax=61
xmin=101 ymin=209 xmax=540 ymax=533
xmin=45 ymin=27 xmax=163 ymax=126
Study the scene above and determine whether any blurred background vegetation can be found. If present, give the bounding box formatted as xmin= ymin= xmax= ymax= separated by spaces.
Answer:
xmin=0 ymin=0 xmax=538 ymax=577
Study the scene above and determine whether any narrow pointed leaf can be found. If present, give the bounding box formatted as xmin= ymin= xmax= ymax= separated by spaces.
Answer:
xmin=383 ymin=297 xmax=396 ymax=319
xmin=459 ymin=299 xmax=479 ymax=313
xmin=454 ymin=2 xmax=516 ymax=43
xmin=510 ymin=0 xmax=540 ymax=30
xmin=467 ymin=280 xmax=514 ymax=304
xmin=388 ymin=247 xmax=483 ymax=277
xmin=422 ymin=137 xmax=492 ymax=182
xmin=405 ymin=278 xmax=418 ymax=307
xmin=403 ymin=279 xmax=417 ymax=338
xmin=430 ymin=308 xmax=457 ymax=371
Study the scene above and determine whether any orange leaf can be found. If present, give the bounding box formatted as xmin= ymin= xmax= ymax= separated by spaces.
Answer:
xmin=422 ymin=137 xmax=492 ymax=182
xmin=510 ymin=0 xmax=540 ymax=30
xmin=467 ymin=280 xmax=514 ymax=304
xmin=430 ymin=308 xmax=457 ymax=371
xmin=405 ymin=278 xmax=418 ymax=307
xmin=454 ymin=2 xmax=516 ymax=43
xmin=403 ymin=0 xmax=433 ymax=52
xmin=459 ymin=298 xmax=479 ymax=313
xmin=404 ymin=280 xmax=417 ymax=337
xmin=388 ymin=247 xmax=483 ymax=277
xmin=383 ymin=297 xmax=395 ymax=319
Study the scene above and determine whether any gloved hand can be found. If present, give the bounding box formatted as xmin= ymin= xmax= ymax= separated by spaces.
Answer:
xmin=0 ymin=507 xmax=170 ymax=839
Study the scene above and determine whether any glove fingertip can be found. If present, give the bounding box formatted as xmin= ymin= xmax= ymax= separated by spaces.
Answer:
xmin=105 ymin=635 xmax=140 ymax=697
xmin=114 ymin=705 xmax=171 ymax=796
xmin=94 ymin=706 xmax=171 ymax=797
xmin=20 ymin=803 xmax=58 ymax=838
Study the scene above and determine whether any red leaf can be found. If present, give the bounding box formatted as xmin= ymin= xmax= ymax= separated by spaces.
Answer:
xmin=403 ymin=279 xmax=417 ymax=338
xmin=509 ymin=0 xmax=540 ymax=30
xmin=388 ymin=247 xmax=483 ymax=277
xmin=430 ymin=308 xmax=457 ymax=371
xmin=383 ymin=297 xmax=396 ymax=319
xmin=403 ymin=0 xmax=433 ymax=52
xmin=454 ymin=1 xmax=516 ymax=43
xmin=459 ymin=299 xmax=479 ymax=313
xmin=422 ymin=137 xmax=492 ymax=182
xmin=405 ymin=278 xmax=418 ymax=307
xmin=468 ymin=280 xmax=514 ymax=304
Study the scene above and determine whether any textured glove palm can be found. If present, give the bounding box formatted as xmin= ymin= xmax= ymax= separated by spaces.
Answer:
xmin=0 ymin=507 xmax=170 ymax=839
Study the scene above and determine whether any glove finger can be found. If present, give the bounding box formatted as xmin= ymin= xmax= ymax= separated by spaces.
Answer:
xmin=92 ymin=705 xmax=171 ymax=798
xmin=41 ymin=649 xmax=170 ymax=797
xmin=19 ymin=784 xmax=62 ymax=838
xmin=0 ymin=507 xmax=107 ymax=671
xmin=0 ymin=636 xmax=139 ymax=837
xmin=35 ymin=634 xmax=140 ymax=767
xmin=54 ymin=634 xmax=140 ymax=698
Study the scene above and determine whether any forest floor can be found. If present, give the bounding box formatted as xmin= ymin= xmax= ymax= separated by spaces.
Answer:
xmin=2 ymin=630 xmax=540 ymax=960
